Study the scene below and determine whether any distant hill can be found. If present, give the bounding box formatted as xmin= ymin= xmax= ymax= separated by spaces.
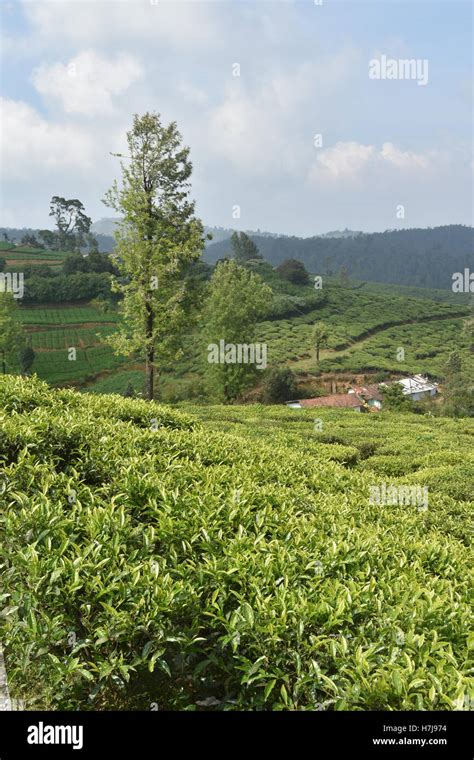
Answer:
xmin=91 ymin=219 xmax=361 ymax=241
xmin=3 ymin=223 xmax=472 ymax=290
xmin=90 ymin=218 xmax=120 ymax=237
xmin=203 ymin=225 xmax=474 ymax=291
xmin=319 ymin=228 xmax=363 ymax=239
xmin=91 ymin=219 xmax=284 ymax=247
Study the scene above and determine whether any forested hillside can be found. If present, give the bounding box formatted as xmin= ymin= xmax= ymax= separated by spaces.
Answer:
xmin=204 ymin=225 xmax=474 ymax=290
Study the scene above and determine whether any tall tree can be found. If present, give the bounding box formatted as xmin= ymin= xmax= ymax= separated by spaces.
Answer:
xmin=230 ymin=232 xmax=262 ymax=262
xmin=49 ymin=197 xmax=92 ymax=251
xmin=38 ymin=229 xmax=58 ymax=250
xmin=312 ymin=321 xmax=329 ymax=364
xmin=103 ymin=112 xmax=205 ymax=400
xmin=0 ymin=293 xmax=24 ymax=375
xmin=202 ymin=260 xmax=272 ymax=402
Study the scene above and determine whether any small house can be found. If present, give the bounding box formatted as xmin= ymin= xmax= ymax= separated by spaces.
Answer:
xmin=287 ymin=394 xmax=364 ymax=412
xmin=396 ymin=375 xmax=438 ymax=401
xmin=348 ymin=384 xmax=384 ymax=410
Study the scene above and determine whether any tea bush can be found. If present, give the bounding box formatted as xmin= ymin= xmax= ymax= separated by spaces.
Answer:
xmin=0 ymin=377 xmax=472 ymax=711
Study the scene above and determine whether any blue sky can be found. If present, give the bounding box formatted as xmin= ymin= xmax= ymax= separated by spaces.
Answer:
xmin=1 ymin=0 xmax=472 ymax=234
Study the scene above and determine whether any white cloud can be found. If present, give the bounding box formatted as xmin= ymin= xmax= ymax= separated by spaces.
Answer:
xmin=308 ymin=140 xmax=432 ymax=182
xmin=312 ymin=141 xmax=376 ymax=179
xmin=178 ymin=81 xmax=209 ymax=107
xmin=1 ymin=0 xmax=470 ymax=233
xmin=0 ymin=97 xmax=94 ymax=179
xmin=208 ymin=88 xmax=303 ymax=179
xmin=22 ymin=0 xmax=219 ymax=50
xmin=380 ymin=141 xmax=430 ymax=169
xmin=32 ymin=51 xmax=143 ymax=116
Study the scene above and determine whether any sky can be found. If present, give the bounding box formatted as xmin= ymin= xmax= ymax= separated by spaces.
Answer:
xmin=0 ymin=0 xmax=472 ymax=236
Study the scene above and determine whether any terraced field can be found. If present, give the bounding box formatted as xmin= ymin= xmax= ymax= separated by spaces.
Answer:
xmin=29 ymin=347 xmax=126 ymax=385
xmin=4 ymin=276 xmax=471 ymax=395
xmin=17 ymin=307 xmax=119 ymax=326
xmin=1 ymin=246 xmax=69 ymax=271
xmin=291 ymin=316 xmax=474 ymax=378
xmin=29 ymin=326 xmax=115 ymax=351
xmin=11 ymin=308 xmax=123 ymax=385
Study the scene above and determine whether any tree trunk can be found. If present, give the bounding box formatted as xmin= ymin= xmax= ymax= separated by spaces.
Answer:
xmin=144 ymin=190 xmax=156 ymax=402
xmin=145 ymin=348 xmax=154 ymax=401
xmin=145 ymin=301 xmax=154 ymax=401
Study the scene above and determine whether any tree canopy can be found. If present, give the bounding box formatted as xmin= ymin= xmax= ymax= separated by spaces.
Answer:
xmin=103 ymin=112 xmax=205 ymax=400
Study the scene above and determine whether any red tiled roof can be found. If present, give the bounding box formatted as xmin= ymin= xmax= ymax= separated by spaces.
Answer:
xmin=299 ymin=394 xmax=363 ymax=409
xmin=350 ymin=384 xmax=384 ymax=401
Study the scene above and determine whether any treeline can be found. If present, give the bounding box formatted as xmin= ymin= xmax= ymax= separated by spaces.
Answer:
xmin=17 ymin=251 xmax=119 ymax=304
xmin=204 ymin=225 xmax=474 ymax=291
xmin=0 ymin=228 xmax=114 ymax=253
xmin=21 ymin=272 xmax=114 ymax=304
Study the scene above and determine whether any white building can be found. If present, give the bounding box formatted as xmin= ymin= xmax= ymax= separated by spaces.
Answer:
xmin=396 ymin=375 xmax=438 ymax=401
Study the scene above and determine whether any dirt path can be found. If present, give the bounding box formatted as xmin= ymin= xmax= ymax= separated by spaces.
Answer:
xmin=289 ymin=311 xmax=468 ymax=372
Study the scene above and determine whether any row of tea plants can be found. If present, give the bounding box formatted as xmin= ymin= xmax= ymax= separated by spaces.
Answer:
xmin=0 ymin=376 xmax=472 ymax=710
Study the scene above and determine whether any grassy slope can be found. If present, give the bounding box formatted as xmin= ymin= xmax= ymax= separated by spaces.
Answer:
xmin=0 ymin=376 xmax=472 ymax=710
xmin=95 ymin=282 xmax=470 ymax=398
xmin=6 ymin=265 xmax=471 ymax=393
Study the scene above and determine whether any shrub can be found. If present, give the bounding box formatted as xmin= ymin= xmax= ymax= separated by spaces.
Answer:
xmin=276 ymin=259 xmax=310 ymax=285
xmin=261 ymin=367 xmax=298 ymax=403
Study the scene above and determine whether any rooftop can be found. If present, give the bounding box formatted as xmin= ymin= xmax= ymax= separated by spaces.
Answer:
xmin=349 ymin=384 xmax=384 ymax=401
xmin=298 ymin=394 xmax=364 ymax=409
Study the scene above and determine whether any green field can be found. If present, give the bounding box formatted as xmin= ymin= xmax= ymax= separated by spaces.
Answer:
xmin=84 ymin=370 xmax=147 ymax=396
xmin=17 ymin=307 xmax=119 ymax=326
xmin=4 ymin=251 xmax=67 ymax=261
xmin=1 ymin=246 xmax=70 ymax=270
xmin=3 ymin=267 xmax=471 ymax=395
xmin=0 ymin=376 xmax=472 ymax=710
xmin=27 ymin=347 xmax=126 ymax=385
xmin=29 ymin=326 xmax=116 ymax=351
xmin=301 ymin=317 xmax=474 ymax=377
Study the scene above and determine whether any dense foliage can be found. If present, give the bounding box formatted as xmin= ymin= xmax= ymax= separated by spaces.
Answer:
xmin=201 ymin=260 xmax=272 ymax=401
xmin=22 ymin=272 xmax=114 ymax=305
xmin=276 ymin=259 xmax=310 ymax=285
xmin=0 ymin=377 xmax=472 ymax=710
xmin=229 ymin=232 xmax=262 ymax=263
xmin=261 ymin=367 xmax=298 ymax=403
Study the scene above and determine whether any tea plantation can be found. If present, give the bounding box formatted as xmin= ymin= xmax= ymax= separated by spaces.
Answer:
xmin=8 ymin=277 xmax=471 ymax=396
xmin=0 ymin=376 xmax=472 ymax=711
